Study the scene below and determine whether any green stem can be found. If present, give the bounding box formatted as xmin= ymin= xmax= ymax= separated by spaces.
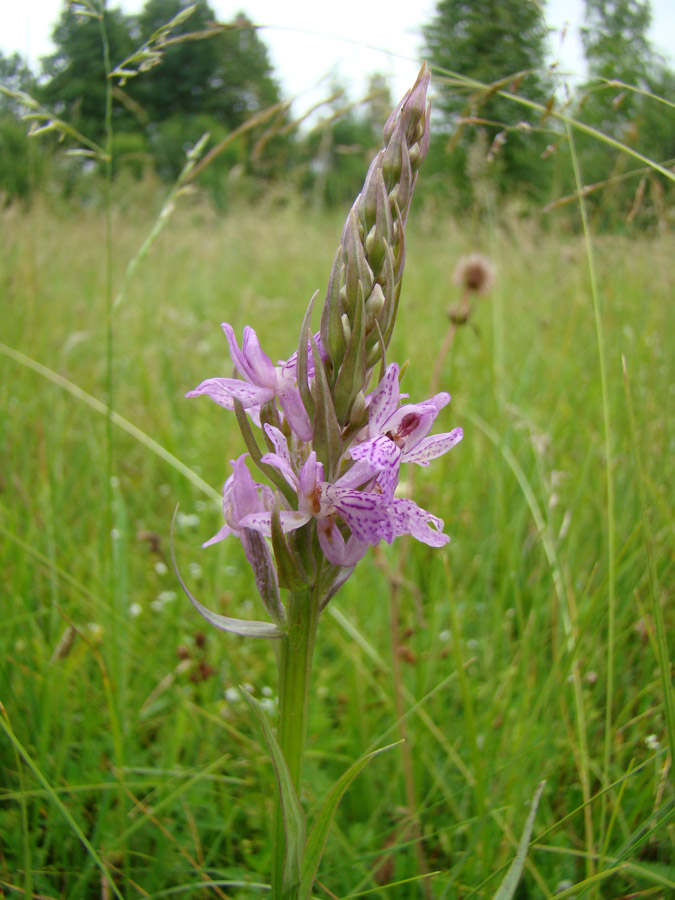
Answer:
xmin=272 ymin=586 xmax=321 ymax=899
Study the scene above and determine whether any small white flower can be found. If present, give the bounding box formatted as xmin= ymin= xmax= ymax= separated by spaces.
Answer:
xmin=111 ymin=528 xmax=121 ymax=540
xmin=129 ymin=603 xmax=142 ymax=618
xmin=224 ymin=687 xmax=240 ymax=703
xmin=260 ymin=697 xmax=276 ymax=714
xmin=157 ymin=590 xmax=177 ymax=604
xmin=188 ymin=562 xmax=203 ymax=579
xmin=154 ymin=561 xmax=168 ymax=576
xmin=645 ymin=734 xmax=660 ymax=751
xmin=177 ymin=512 xmax=200 ymax=530
xmin=262 ymin=686 xmax=274 ymax=698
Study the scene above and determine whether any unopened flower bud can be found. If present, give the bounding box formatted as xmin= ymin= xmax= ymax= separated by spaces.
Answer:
xmin=365 ymin=283 xmax=385 ymax=331
xmin=348 ymin=390 xmax=367 ymax=426
xmin=341 ymin=314 xmax=351 ymax=343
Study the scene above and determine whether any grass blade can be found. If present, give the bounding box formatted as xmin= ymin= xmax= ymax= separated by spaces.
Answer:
xmin=241 ymin=688 xmax=306 ymax=894
xmin=298 ymin=741 xmax=402 ymax=900
xmin=491 ymin=781 xmax=546 ymax=900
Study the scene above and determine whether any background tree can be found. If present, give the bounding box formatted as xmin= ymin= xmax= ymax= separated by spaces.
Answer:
xmin=130 ymin=2 xmax=285 ymax=183
xmin=130 ymin=2 xmax=280 ymax=129
xmin=575 ymin=0 xmax=674 ymax=227
xmin=422 ymin=0 xmax=554 ymax=203
xmin=0 ymin=51 xmax=47 ymax=200
xmin=36 ymin=1 xmax=286 ymax=191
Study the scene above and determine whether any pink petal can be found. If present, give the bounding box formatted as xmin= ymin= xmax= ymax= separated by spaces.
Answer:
xmin=388 ymin=498 xmax=449 ymax=547
xmin=318 ymin=520 xmax=369 ymax=567
xmin=230 ymin=455 xmax=261 ymax=520
xmin=238 ymin=509 xmax=310 ymax=536
xmin=259 ymin=451 xmax=299 ymax=492
xmin=328 ymin=487 xmax=387 ymax=544
xmin=350 ymin=436 xmax=401 ymax=502
xmin=240 ymin=326 xmax=278 ymax=388
xmin=263 ymin=425 xmax=292 ymax=466
xmin=186 ymin=377 xmax=272 ymax=410
xmin=334 ymin=459 xmax=376 ymax=490
xmin=202 ymin=522 xmax=233 ymax=547
xmin=278 ymin=384 xmax=313 ymax=442
xmin=403 ymin=427 xmax=463 ymax=465
xmin=368 ymin=363 xmax=400 ymax=437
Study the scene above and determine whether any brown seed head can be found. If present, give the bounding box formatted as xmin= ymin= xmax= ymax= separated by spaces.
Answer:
xmin=453 ymin=253 xmax=496 ymax=296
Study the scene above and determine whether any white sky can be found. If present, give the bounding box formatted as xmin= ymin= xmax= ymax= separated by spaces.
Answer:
xmin=2 ymin=0 xmax=675 ymax=116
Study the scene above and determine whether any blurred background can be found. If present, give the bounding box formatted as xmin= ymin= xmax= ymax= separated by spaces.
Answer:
xmin=1 ymin=0 xmax=674 ymax=225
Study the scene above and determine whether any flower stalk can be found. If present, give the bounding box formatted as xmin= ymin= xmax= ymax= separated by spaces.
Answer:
xmin=272 ymin=586 xmax=320 ymax=898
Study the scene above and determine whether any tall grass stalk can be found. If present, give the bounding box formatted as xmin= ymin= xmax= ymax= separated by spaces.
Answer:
xmin=566 ymin=120 xmax=617 ymax=879
xmin=622 ymin=356 xmax=675 ymax=772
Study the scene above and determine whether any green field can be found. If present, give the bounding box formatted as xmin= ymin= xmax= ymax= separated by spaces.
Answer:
xmin=1 ymin=197 xmax=673 ymax=897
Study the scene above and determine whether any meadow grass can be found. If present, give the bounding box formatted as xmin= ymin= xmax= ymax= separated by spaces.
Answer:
xmin=0 ymin=197 xmax=673 ymax=898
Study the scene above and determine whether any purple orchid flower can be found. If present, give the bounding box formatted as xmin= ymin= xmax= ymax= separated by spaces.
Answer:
xmin=236 ymin=425 xmax=450 ymax=559
xmin=233 ymin=425 xmax=385 ymax=565
xmin=204 ymin=454 xmax=284 ymax=624
xmin=187 ymin=324 xmax=312 ymax=442
xmin=350 ymin=362 xmax=463 ymax=501
xmin=204 ymin=453 xmax=275 ymax=547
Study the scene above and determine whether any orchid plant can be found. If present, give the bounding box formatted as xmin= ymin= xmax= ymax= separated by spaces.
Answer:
xmin=177 ymin=65 xmax=464 ymax=898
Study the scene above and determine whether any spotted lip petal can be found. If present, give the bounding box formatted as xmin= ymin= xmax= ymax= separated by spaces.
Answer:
xmin=403 ymin=427 xmax=464 ymax=466
xmin=349 ymin=435 xmax=401 ymax=502
xmin=349 ymin=361 xmax=460 ymax=500
xmin=384 ymin=498 xmax=450 ymax=547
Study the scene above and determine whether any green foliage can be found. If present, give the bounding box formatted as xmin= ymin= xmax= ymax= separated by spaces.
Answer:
xmin=422 ymin=0 xmax=554 ymax=201
xmin=27 ymin=1 xmax=287 ymax=197
xmin=40 ymin=4 xmax=136 ymax=143
xmin=130 ymin=3 xmax=281 ymax=131
xmin=572 ymin=0 xmax=675 ymax=228
xmin=582 ymin=0 xmax=654 ymax=83
xmin=0 ymin=113 xmax=46 ymax=201
xmin=0 ymin=51 xmax=46 ymax=201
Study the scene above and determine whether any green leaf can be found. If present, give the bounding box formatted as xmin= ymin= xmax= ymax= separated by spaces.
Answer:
xmin=297 ymin=292 xmax=318 ymax=422
xmin=271 ymin=506 xmax=313 ymax=591
xmin=298 ymin=741 xmax=401 ymax=900
xmin=233 ymin=399 xmax=297 ymax=507
xmin=241 ymin=689 xmax=306 ymax=894
xmin=171 ymin=510 xmax=283 ymax=639
xmin=491 ymin=781 xmax=546 ymax=900
xmin=320 ymin=246 xmax=346 ymax=381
